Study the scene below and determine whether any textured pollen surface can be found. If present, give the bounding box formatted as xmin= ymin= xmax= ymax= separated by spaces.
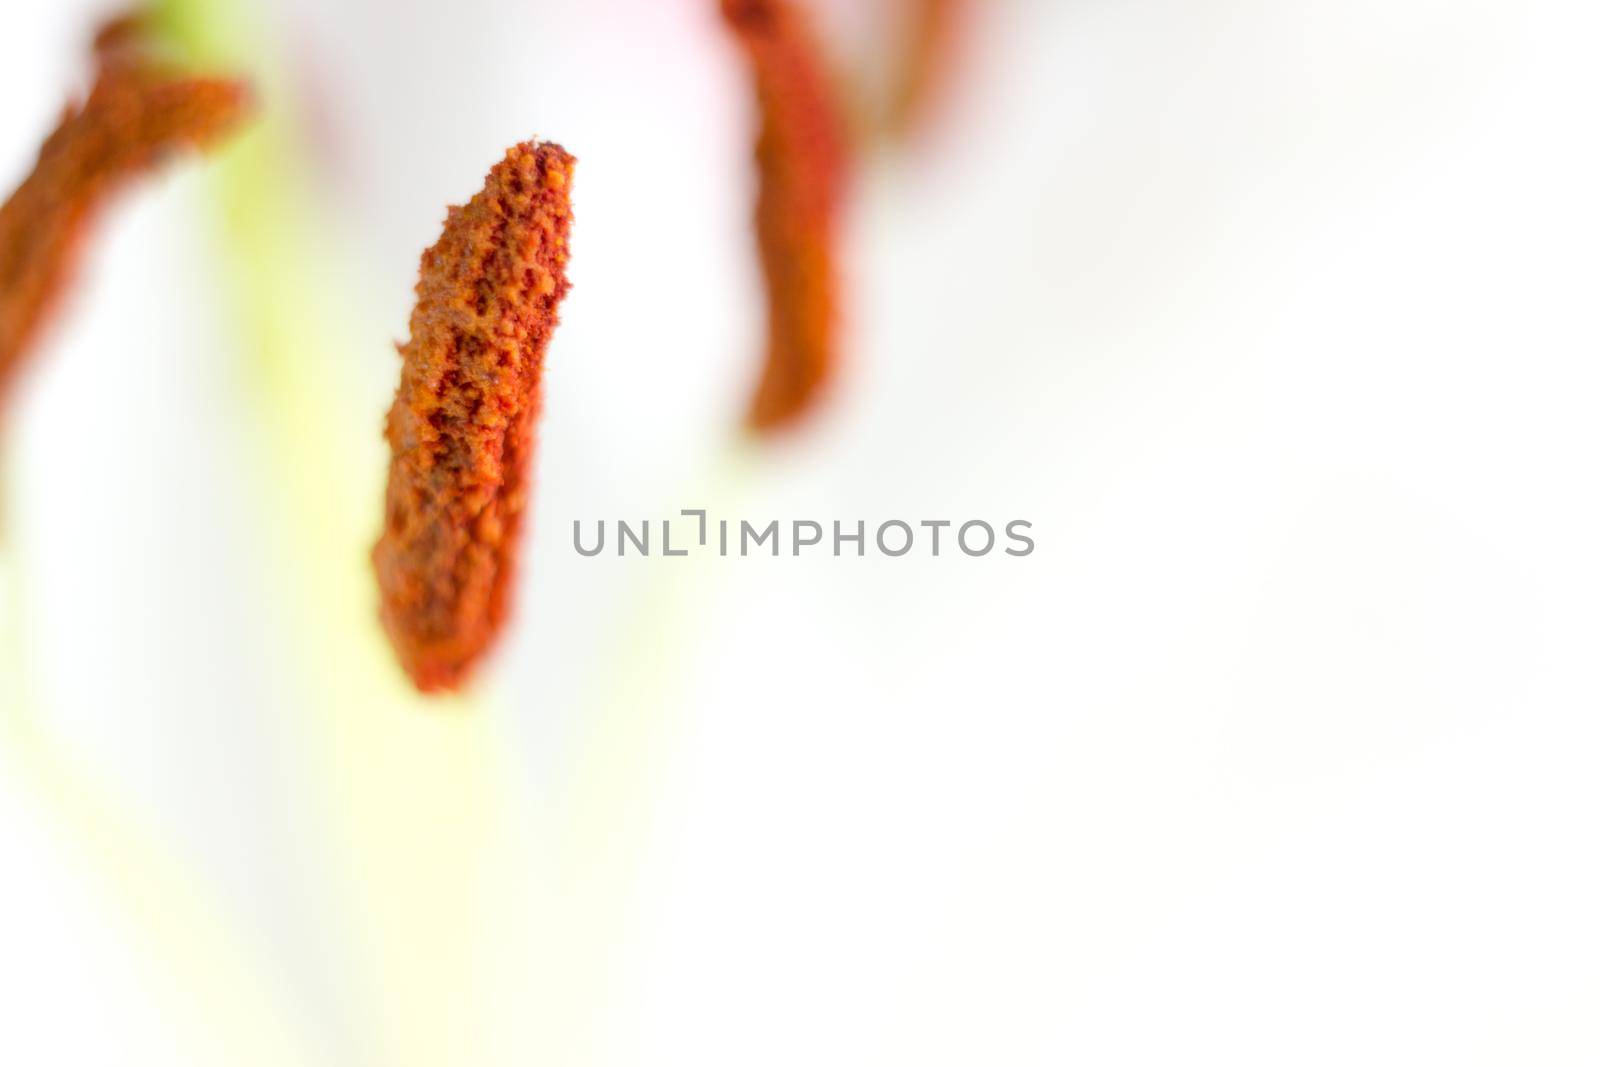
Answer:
xmin=0 ymin=19 xmax=248 ymax=406
xmin=374 ymin=142 xmax=575 ymax=693
xmin=721 ymin=0 xmax=849 ymax=433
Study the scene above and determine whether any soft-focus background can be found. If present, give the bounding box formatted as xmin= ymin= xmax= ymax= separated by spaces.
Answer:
xmin=3 ymin=0 xmax=1599 ymax=1063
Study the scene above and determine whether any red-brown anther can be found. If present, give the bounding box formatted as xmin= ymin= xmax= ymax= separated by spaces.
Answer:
xmin=720 ymin=0 xmax=849 ymax=433
xmin=886 ymin=0 xmax=971 ymax=140
xmin=374 ymin=142 xmax=575 ymax=693
xmin=0 ymin=15 xmax=249 ymax=409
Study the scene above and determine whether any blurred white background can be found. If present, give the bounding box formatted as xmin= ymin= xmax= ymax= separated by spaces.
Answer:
xmin=2 ymin=0 xmax=1599 ymax=1063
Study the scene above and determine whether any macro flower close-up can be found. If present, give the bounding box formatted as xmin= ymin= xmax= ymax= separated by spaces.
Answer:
xmin=2 ymin=1 xmax=1598 ymax=1064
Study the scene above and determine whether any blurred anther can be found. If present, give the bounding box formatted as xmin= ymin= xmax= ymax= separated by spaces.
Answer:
xmin=721 ymin=0 xmax=850 ymax=433
xmin=884 ymin=0 xmax=971 ymax=142
xmin=0 ymin=11 xmax=250 ymax=410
